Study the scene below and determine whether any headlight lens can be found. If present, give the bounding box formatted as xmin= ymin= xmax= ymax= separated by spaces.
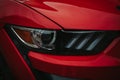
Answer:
xmin=11 ymin=26 xmax=56 ymax=50
xmin=31 ymin=30 xmax=56 ymax=50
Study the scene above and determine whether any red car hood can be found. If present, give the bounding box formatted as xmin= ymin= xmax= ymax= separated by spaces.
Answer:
xmin=18 ymin=0 xmax=120 ymax=30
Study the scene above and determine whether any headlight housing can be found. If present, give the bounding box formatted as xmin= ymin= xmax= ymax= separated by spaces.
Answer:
xmin=6 ymin=25 xmax=120 ymax=55
xmin=11 ymin=26 xmax=56 ymax=50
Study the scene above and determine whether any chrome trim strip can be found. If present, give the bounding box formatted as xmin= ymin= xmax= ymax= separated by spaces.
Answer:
xmin=11 ymin=26 xmax=38 ymax=48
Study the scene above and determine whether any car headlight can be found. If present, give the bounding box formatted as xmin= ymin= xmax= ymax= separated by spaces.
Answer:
xmin=11 ymin=26 xmax=56 ymax=50
xmin=6 ymin=25 xmax=119 ymax=55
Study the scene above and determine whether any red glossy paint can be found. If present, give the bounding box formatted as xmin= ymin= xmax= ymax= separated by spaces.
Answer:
xmin=22 ymin=0 xmax=120 ymax=30
xmin=107 ymin=38 xmax=120 ymax=59
xmin=23 ymin=0 xmax=120 ymax=14
xmin=0 ymin=0 xmax=61 ymax=30
xmin=0 ymin=29 xmax=35 ymax=80
xmin=28 ymin=51 xmax=120 ymax=80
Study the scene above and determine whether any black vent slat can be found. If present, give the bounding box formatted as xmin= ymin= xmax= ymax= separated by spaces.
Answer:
xmin=65 ymin=34 xmax=82 ymax=48
xmin=66 ymin=34 xmax=86 ymax=49
xmin=75 ymin=33 xmax=94 ymax=50
xmin=86 ymin=33 xmax=105 ymax=51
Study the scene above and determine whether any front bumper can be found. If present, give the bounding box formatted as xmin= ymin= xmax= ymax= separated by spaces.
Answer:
xmin=28 ymin=49 xmax=120 ymax=80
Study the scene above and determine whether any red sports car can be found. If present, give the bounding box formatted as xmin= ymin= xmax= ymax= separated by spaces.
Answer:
xmin=0 ymin=0 xmax=120 ymax=80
